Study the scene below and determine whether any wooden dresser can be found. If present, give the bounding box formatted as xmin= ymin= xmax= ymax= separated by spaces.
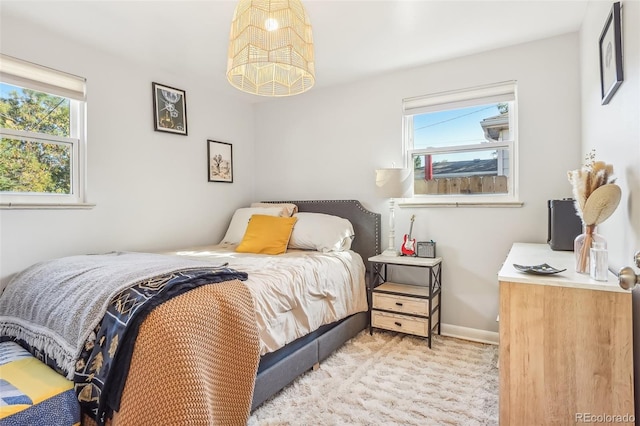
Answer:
xmin=498 ymin=243 xmax=634 ymax=425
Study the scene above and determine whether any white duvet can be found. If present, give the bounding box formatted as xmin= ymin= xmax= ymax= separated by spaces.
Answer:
xmin=162 ymin=244 xmax=368 ymax=355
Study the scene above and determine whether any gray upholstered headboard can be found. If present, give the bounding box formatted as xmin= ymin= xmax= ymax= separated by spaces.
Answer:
xmin=264 ymin=200 xmax=381 ymax=270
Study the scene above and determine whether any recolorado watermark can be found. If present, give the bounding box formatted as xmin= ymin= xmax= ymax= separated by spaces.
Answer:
xmin=576 ymin=413 xmax=635 ymax=423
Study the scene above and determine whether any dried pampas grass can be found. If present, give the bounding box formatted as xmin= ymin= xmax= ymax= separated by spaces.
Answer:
xmin=567 ymin=150 xmax=617 ymax=225
xmin=567 ymin=150 xmax=620 ymax=273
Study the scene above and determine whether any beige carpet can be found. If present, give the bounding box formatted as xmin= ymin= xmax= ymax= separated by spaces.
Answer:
xmin=248 ymin=330 xmax=499 ymax=425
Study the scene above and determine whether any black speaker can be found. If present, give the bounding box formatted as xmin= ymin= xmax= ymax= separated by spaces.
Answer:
xmin=547 ymin=199 xmax=582 ymax=251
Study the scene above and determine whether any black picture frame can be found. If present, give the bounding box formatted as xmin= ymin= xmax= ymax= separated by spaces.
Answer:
xmin=207 ymin=140 xmax=233 ymax=183
xmin=152 ymin=82 xmax=188 ymax=135
xmin=599 ymin=2 xmax=623 ymax=105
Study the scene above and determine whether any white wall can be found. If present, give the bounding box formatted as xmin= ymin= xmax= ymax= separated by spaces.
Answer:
xmin=0 ymin=14 xmax=256 ymax=288
xmin=580 ymin=1 xmax=640 ymax=271
xmin=253 ymin=33 xmax=582 ymax=334
xmin=580 ymin=0 xmax=640 ymax=418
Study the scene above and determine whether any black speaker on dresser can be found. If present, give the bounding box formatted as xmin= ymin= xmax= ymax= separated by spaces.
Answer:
xmin=547 ymin=198 xmax=582 ymax=251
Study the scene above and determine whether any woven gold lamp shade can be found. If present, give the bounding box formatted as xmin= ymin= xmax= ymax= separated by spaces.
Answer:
xmin=227 ymin=0 xmax=315 ymax=97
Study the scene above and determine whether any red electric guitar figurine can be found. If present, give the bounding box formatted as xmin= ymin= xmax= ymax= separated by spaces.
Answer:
xmin=401 ymin=215 xmax=416 ymax=256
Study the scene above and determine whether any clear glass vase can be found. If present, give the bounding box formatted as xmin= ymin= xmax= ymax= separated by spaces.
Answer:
xmin=574 ymin=224 xmax=606 ymax=274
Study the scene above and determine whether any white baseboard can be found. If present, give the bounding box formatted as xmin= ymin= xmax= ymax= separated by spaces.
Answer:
xmin=440 ymin=323 xmax=499 ymax=345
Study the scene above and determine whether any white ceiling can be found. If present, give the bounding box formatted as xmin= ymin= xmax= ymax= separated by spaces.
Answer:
xmin=1 ymin=0 xmax=590 ymax=102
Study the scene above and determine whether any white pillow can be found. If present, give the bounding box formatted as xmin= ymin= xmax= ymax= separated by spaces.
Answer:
xmin=221 ymin=207 xmax=284 ymax=244
xmin=250 ymin=202 xmax=298 ymax=217
xmin=288 ymin=212 xmax=355 ymax=252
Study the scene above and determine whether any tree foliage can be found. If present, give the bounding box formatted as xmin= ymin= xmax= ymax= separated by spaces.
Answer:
xmin=0 ymin=87 xmax=71 ymax=194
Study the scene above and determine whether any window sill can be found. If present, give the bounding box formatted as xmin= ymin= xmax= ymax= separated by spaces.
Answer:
xmin=398 ymin=199 xmax=523 ymax=208
xmin=0 ymin=202 xmax=96 ymax=210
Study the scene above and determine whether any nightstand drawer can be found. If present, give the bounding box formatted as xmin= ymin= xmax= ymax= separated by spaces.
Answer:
xmin=371 ymin=310 xmax=439 ymax=338
xmin=373 ymin=292 xmax=439 ymax=316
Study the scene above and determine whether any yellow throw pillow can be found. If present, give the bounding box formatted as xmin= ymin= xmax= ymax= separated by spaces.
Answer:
xmin=236 ymin=215 xmax=298 ymax=255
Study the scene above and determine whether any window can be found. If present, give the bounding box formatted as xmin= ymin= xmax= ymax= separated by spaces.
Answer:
xmin=0 ymin=54 xmax=87 ymax=207
xmin=402 ymin=81 xmax=519 ymax=205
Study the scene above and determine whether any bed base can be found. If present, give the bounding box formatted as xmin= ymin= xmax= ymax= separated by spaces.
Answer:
xmin=252 ymin=311 xmax=367 ymax=410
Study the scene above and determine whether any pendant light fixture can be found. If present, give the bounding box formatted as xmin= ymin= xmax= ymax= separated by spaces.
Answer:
xmin=227 ymin=0 xmax=315 ymax=97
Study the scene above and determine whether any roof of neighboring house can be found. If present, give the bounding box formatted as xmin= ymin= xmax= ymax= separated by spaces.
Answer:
xmin=480 ymin=112 xmax=509 ymax=141
xmin=434 ymin=158 xmax=497 ymax=174
xmin=414 ymin=158 xmax=497 ymax=179
xmin=480 ymin=112 xmax=509 ymax=128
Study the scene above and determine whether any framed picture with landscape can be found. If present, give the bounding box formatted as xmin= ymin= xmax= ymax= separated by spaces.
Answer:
xmin=598 ymin=2 xmax=623 ymax=105
xmin=208 ymin=140 xmax=233 ymax=183
xmin=152 ymin=82 xmax=188 ymax=135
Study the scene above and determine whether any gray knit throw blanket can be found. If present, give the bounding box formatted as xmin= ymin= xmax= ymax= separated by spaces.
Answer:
xmin=0 ymin=252 xmax=229 ymax=379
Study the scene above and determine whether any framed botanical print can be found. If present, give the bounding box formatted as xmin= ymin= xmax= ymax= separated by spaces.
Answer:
xmin=208 ymin=140 xmax=233 ymax=183
xmin=152 ymin=82 xmax=188 ymax=135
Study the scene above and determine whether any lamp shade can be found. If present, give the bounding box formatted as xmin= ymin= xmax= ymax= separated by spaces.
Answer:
xmin=227 ymin=0 xmax=315 ymax=97
xmin=375 ymin=168 xmax=412 ymax=198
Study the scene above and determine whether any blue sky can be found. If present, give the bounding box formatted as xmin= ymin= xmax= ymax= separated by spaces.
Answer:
xmin=1 ymin=82 xmax=20 ymax=98
xmin=412 ymin=103 xmax=503 ymax=163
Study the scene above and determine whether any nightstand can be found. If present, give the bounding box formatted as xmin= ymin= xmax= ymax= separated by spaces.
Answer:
xmin=368 ymin=254 xmax=442 ymax=348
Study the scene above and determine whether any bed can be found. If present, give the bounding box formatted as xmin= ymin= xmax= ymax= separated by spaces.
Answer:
xmin=0 ymin=199 xmax=380 ymax=425
xmin=248 ymin=200 xmax=380 ymax=409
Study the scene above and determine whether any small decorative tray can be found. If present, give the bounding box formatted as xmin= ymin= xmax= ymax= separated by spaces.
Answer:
xmin=513 ymin=263 xmax=567 ymax=275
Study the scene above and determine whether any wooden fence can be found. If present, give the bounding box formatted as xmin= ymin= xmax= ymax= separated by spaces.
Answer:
xmin=414 ymin=175 xmax=508 ymax=195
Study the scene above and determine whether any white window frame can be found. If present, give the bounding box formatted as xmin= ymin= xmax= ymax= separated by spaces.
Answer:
xmin=401 ymin=81 xmax=521 ymax=207
xmin=0 ymin=54 xmax=90 ymax=208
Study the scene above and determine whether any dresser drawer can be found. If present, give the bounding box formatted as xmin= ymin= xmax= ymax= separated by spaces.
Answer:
xmin=371 ymin=310 xmax=439 ymax=338
xmin=373 ymin=292 xmax=439 ymax=316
